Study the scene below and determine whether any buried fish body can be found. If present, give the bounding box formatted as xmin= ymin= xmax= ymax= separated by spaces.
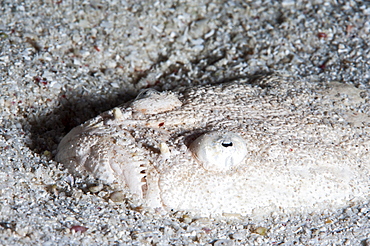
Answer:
xmin=56 ymin=76 xmax=370 ymax=217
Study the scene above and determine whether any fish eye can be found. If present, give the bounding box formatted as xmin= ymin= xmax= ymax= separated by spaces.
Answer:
xmin=135 ymin=88 xmax=161 ymax=100
xmin=189 ymin=131 xmax=248 ymax=171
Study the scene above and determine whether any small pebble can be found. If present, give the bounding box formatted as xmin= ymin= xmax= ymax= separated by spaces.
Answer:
xmin=70 ymin=225 xmax=88 ymax=233
xmin=109 ymin=191 xmax=126 ymax=202
xmin=214 ymin=239 xmax=234 ymax=246
xmin=88 ymin=184 xmax=104 ymax=193
xmin=254 ymin=227 xmax=268 ymax=236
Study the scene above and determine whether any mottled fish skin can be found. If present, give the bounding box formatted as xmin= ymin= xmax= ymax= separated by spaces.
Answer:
xmin=56 ymin=75 xmax=370 ymax=218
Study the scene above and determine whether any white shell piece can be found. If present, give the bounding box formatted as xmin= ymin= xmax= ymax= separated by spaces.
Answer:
xmin=159 ymin=142 xmax=171 ymax=159
xmin=112 ymin=107 xmax=124 ymax=120
xmin=56 ymin=76 xmax=370 ymax=218
xmin=190 ymin=131 xmax=248 ymax=171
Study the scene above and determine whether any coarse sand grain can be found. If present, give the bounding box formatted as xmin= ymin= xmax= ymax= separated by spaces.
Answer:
xmin=1 ymin=0 xmax=370 ymax=245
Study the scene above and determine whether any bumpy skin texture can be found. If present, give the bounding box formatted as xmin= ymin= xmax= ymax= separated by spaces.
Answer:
xmin=56 ymin=76 xmax=370 ymax=217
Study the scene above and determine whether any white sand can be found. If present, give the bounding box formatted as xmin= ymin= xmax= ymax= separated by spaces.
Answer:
xmin=1 ymin=0 xmax=370 ymax=245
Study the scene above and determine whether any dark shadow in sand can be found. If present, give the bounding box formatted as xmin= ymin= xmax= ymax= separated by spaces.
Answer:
xmin=26 ymin=49 xmax=270 ymax=160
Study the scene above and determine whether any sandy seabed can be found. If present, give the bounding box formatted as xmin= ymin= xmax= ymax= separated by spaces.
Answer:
xmin=1 ymin=0 xmax=370 ymax=245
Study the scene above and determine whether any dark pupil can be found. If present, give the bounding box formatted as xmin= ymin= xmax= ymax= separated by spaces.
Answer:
xmin=222 ymin=141 xmax=233 ymax=147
